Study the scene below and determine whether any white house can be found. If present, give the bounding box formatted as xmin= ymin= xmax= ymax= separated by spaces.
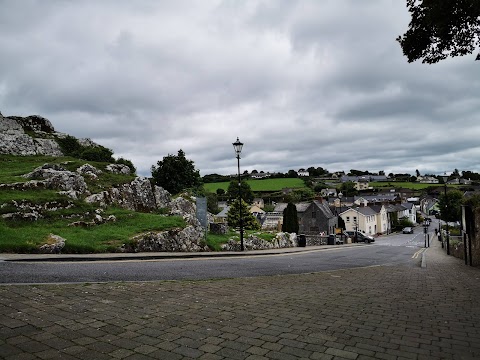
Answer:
xmin=298 ymin=168 xmax=310 ymax=177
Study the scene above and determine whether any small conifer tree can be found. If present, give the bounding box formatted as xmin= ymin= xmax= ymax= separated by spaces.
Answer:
xmin=227 ymin=199 xmax=260 ymax=230
xmin=282 ymin=202 xmax=299 ymax=233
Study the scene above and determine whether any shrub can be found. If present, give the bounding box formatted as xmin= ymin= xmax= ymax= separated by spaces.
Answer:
xmin=116 ymin=157 xmax=136 ymax=174
xmin=80 ymin=146 xmax=114 ymax=162
xmin=56 ymin=135 xmax=83 ymax=157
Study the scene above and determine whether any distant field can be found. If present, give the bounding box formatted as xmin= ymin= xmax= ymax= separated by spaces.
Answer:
xmin=370 ymin=181 xmax=456 ymax=190
xmin=204 ymin=178 xmax=306 ymax=192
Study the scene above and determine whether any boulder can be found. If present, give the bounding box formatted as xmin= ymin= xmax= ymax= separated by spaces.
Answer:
xmin=154 ymin=186 xmax=171 ymax=208
xmin=39 ymin=234 xmax=66 ymax=254
xmin=210 ymin=222 xmax=229 ymax=235
xmin=105 ymin=164 xmax=131 ymax=174
xmin=129 ymin=224 xmax=209 ymax=252
xmin=77 ymin=164 xmax=102 ymax=176
xmin=23 ymin=164 xmax=87 ymax=193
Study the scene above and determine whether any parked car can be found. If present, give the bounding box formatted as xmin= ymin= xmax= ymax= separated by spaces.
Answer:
xmin=402 ymin=227 xmax=414 ymax=234
xmin=343 ymin=231 xmax=375 ymax=243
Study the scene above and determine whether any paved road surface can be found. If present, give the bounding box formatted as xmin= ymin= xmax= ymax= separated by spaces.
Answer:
xmin=1 ymin=233 xmax=480 ymax=359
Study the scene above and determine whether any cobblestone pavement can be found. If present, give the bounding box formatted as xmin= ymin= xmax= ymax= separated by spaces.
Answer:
xmin=1 ymin=239 xmax=480 ymax=360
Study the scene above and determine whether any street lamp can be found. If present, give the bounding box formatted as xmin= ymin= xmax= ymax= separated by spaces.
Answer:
xmin=440 ymin=172 xmax=450 ymax=255
xmin=233 ymin=137 xmax=244 ymax=251
xmin=338 ymin=192 xmax=343 ymax=243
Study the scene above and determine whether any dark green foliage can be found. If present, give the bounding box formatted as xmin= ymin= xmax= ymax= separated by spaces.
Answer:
xmin=116 ymin=157 xmax=136 ymax=174
xmin=282 ymin=202 xmax=299 ymax=234
xmin=205 ymin=192 xmax=220 ymax=214
xmin=314 ymin=183 xmax=327 ymax=192
xmin=56 ymin=135 xmax=83 ymax=157
xmin=397 ymin=0 xmax=480 ymax=63
xmin=438 ymin=189 xmax=464 ymax=222
xmin=226 ymin=180 xmax=254 ymax=204
xmin=151 ymin=149 xmax=202 ymax=195
xmin=226 ymin=199 xmax=260 ymax=230
xmin=340 ymin=181 xmax=358 ymax=197
xmin=203 ymin=173 xmax=231 ymax=183
xmin=80 ymin=146 xmax=114 ymax=163
xmin=56 ymin=135 xmax=114 ymax=162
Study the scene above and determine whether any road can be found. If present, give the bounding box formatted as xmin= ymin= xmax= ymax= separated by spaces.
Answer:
xmin=0 ymin=226 xmax=435 ymax=284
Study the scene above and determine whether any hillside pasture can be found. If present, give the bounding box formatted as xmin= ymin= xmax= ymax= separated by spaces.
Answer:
xmin=204 ymin=178 xmax=306 ymax=192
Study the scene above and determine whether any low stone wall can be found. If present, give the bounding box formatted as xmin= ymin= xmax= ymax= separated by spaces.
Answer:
xmin=305 ymin=235 xmax=327 ymax=246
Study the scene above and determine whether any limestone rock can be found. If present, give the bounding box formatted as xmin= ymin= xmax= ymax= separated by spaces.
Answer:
xmin=105 ymin=164 xmax=131 ymax=174
xmin=23 ymin=164 xmax=87 ymax=193
xmin=39 ymin=234 xmax=66 ymax=254
xmin=129 ymin=224 xmax=209 ymax=252
xmin=168 ymin=196 xmax=196 ymax=217
xmin=221 ymin=232 xmax=297 ymax=251
xmin=77 ymin=164 xmax=102 ymax=176
xmin=154 ymin=186 xmax=171 ymax=208
xmin=85 ymin=177 xmax=158 ymax=211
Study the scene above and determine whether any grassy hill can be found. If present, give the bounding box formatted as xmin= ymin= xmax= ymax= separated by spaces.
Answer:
xmin=0 ymin=154 xmax=185 ymax=253
xmin=204 ymin=178 xmax=306 ymax=192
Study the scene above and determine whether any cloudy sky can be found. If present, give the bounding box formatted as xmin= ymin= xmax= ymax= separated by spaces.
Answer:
xmin=1 ymin=0 xmax=479 ymax=177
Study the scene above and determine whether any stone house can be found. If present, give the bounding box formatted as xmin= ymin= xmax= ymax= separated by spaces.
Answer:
xmin=298 ymin=199 xmax=338 ymax=235
xmin=273 ymin=199 xmax=337 ymax=234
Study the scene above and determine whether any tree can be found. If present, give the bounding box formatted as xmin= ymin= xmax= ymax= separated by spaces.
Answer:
xmin=287 ymin=170 xmax=298 ymax=178
xmin=151 ymin=149 xmax=202 ymax=195
xmin=205 ymin=192 xmax=220 ymax=214
xmin=438 ymin=189 xmax=464 ymax=222
xmin=226 ymin=180 xmax=254 ymax=204
xmin=340 ymin=181 xmax=358 ymax=197
xmin=282 ymin=203 xmax=299 ymax=234
xmin=397 ymin=0 xmax=480 ymax=64
xmin=227 ymin=199 xmax=260 ymax=230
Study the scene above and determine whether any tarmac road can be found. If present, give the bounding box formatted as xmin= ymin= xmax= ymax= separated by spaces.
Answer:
xmin=0 ymin=243 xmax=423 ymax=284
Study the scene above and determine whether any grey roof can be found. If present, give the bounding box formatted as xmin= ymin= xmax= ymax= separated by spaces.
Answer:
xmin=311 ymin=200 xmax=336 ymax=219
xmin=274 ymin=202 xmax=310 ymax=213
xmin=369 ymin=205 xmax=385 ymax=214
xmin=216 ymin=206 xmax=230 ymax=217
xmin=355 ymin=206 xmax=377 ymax=216
xmin=401 ymin=202 xmax=414 ymax=210
xmin=354 ymin=194 xmax=398 ymax=202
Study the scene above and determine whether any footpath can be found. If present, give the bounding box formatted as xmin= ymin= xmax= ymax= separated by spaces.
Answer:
xmin=1 ymin=238 xmax=480 ymax=360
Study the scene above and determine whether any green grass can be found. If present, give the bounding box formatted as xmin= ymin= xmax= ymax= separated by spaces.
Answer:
xmin=0 ymin=208 xmax=185 ymax=253
xmin=205 ymin=229 xmax=276 ymax=250
xmin=370 ymin=181 xmax=460 ymax=190
xmin=204 ymin=178 xmax=305 ymax=192
xmin=0 ymin=154 xmax=136 ymax=194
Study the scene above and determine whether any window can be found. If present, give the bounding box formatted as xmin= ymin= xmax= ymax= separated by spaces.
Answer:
xmin=346 ymin=216 xmax=350 ymax=222
xmin=312 ymin=211 xmax=316 ymax=219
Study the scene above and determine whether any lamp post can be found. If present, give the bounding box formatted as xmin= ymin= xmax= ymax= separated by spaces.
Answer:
xmin=440 ymin=173 xmax=450 ymax=255
xmin=233 ymin=137 xmax=244 ymax=251
xmin=338 ymin=192 xmax=343 ymax=243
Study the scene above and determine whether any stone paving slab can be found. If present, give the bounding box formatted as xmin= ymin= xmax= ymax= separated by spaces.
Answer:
xmin=1 ymin=239 xmax=480 ymax=359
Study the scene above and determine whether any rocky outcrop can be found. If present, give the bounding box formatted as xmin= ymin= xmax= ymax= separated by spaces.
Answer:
xmin=129 ymin=215 xmax=208 ymax=252
xmin=85 ymin=177 xmax=172 ymax=212
xmin=0 ymin=112 xmax=101 ymax=156
xmin=23 ymin=164 xmax=88 ymax=194
xmin=221 ymin=232 xmax=297 ymax=251
xmin=105 ymin=164 xmax=131 ymax=174
xmin=77 ymin=164 xmax=102 ymax=180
